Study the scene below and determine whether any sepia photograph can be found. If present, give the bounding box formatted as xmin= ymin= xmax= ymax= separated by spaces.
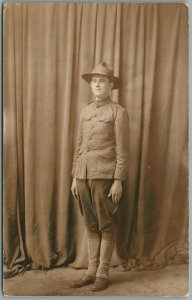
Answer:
xmin=3 ymin=2 xmax=188 ymax=296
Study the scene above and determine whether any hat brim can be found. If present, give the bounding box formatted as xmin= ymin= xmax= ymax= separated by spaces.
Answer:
xmin=82 ymin=73 xmax=120 ymax=90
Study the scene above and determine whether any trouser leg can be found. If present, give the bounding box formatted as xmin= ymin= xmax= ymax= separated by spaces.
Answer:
xmin=76 ymin=179 xmax=101 ymax=239
xmin=89 ymin=179 xmax=117 ymax=241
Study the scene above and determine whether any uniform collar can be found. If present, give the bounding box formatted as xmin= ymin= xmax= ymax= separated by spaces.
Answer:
xmin=93 ymin=96 xmax=111 ymax=108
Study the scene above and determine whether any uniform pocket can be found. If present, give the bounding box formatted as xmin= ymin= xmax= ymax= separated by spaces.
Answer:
xmin=98 ymin=116 xmax=113 ymax=123
xmin=98 ymin=110 xmax=114 ymax=123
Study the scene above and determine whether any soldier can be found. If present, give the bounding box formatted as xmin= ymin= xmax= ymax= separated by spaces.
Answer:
xmin=70 ymin=62 xmax=129 ymax=291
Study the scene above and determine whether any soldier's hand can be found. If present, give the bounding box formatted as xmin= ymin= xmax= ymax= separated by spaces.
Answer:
xmin=108 ymin=179 xmax=122 ymax=205
xmin=71 ymin=178 xmax=78 ymax=199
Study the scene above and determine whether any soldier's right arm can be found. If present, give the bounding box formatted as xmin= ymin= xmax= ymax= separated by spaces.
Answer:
xmin=71 ymin=111 xmax=84 ymax=177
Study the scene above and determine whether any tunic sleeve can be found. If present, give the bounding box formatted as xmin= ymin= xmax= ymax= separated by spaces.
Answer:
xmin=71 ymin=112 xmax=84 ymax=177
xmin=114 ymin=107 xmax=130 ymax=181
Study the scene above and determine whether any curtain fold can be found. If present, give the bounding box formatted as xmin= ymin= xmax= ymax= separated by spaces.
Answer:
xmin=3 ymin=3 xmax=188 ymax=276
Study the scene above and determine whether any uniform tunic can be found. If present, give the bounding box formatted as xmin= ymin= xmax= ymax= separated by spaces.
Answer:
xmin=72 ymin=97 xmax=129 ymax=181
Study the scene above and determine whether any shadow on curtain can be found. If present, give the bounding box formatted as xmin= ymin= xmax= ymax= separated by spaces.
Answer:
xmin=3 ymin=3 xmax=188 ymax=278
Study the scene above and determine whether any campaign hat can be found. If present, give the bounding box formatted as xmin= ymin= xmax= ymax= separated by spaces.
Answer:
xmin=82 ymin=62 xmax=120 ymax=89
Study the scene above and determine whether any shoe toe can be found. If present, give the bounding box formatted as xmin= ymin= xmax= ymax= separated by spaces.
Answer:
xmin=69 ymin=275 xmax=95 ymax=288
xmin=91 ymin=277 xmax=109 ymax=291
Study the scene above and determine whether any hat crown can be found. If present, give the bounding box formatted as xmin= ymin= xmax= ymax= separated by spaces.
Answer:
xmin=82 ymin=61 xmax=120 ymax=89
xmin=91 ymin=62 xmax=113 ymax=78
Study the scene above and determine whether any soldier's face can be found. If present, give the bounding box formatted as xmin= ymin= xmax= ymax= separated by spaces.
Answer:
xmin=90 ymin=75 xmax=113 ymax=100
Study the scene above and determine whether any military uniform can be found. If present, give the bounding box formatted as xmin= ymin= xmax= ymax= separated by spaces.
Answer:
xmin=70 ymin=62 xmax=129 ymax=291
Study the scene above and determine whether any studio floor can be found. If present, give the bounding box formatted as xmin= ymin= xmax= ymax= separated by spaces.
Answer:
xmin=3 ymin=264 xmax=188 ymax=297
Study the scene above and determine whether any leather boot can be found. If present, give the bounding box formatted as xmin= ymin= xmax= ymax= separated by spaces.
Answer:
xmin=86 ymin=238 xmax=101 ymax=277
xmin=91 ymin=240 xmax=115 ymax=291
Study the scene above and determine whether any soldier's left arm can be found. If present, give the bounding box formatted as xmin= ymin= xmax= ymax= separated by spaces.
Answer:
xmin=114 ymin=106 xmax=130 ymax=181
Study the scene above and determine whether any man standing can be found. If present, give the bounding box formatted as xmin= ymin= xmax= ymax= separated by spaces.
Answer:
xmin=71 ymin=62 xmax=129 ymax=291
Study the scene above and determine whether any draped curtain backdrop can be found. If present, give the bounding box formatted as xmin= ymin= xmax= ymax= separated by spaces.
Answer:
xmin=4 ymin=3 xmax=188 ymax=276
